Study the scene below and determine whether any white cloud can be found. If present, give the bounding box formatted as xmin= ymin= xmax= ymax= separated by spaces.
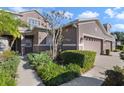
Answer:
xmin=114 ymin=7 xmax=121 ymax=10
xmin=116 ymin=12 xmax=124 ymax=19
xmin=104 ymin=8 xmax=115 ymax=18
xmin=64 ymin=11 xmax=73 ymax=19
xmin=113 ymin=24 xmax=124 ymax=30
xmin=8 ymin=7 xmax=27 ymax=12
xmin=78 ymin=11 xmax=99 ymax=19
xmin=105 ymin=8 xmax=124 ymax=20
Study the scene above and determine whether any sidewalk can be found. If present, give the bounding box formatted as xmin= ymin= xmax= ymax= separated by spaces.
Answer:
xmin=16 ymin=57 xmax=44 ymax=86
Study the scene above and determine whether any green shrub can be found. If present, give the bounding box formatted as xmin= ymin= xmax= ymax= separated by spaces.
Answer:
xmin=116 ymin=45 xmax=124 ymax=50
xmin=27 ymin=52 xmax=52 ymax=68
xmin=102 ymin=66 xmax=124 ymax=86
xmin=0 ymin=50 xmax=17 ymax=61
xmin=0 ymin=73 xmax=16 ymax=86
xmin=113 ymin=49 xmax=120 ymax=52
xmin=120 ymin=52 xmax=124 ymax=60
xmin=37 ymin=62 xmax=66 ymax=86
xmin=60 ymin=50 xmax=96 ymax=69
xmin=66 ymin=63 xmax=81 ymax=74
xmin=0 ymin=52 xmax=20 ymax=86
xmin=37 ymin=62 xmax=81 ymax=86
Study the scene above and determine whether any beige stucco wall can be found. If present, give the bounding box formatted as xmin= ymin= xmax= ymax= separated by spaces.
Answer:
xmin=79 ymin=21 xmax=105 ymax=39
xmin=78 ymin=21 xmax=115 ymax=51
xmin=32 ymin=30 xmax=50 ymax=52
xmin=62 ymin=26 xmax=77 ymax=50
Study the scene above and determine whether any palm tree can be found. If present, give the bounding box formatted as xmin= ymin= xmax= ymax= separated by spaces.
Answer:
xmin=0 ymin=10 xmax=27 ymax=49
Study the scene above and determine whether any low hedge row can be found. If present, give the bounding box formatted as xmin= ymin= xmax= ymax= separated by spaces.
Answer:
xmin=0 ymin=50 xmax=17 ymax=61
xmin=113 ymin=49 xmax=120 ymax=52
xmin=60 ymin=50 xmax=96 ymax=71
xmin=0 ymin=51 xmax=20 ymax=86
xmin=27 ymin=52 xmax=81 ymax=86
xmin=116 ymin=45 xmax=124 ymax=50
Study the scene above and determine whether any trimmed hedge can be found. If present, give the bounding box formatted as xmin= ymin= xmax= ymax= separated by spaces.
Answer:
xmin=0 ymin=51 xmax=20 ymax=86
xmin=27 ymin=52 xmax=81 ymax=86
xmin=120 ymin=52 xmax=124 ymax=60
xmin=60 ymin=50 xmax=96 ymax=69
xmin=113 ymin=49 xmax=120 ymax=52
xmin=116 ymin=45 xmax=124 ymax=50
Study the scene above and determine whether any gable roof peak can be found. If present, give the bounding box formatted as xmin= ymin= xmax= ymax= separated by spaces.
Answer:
xmin=78 ymin=18 xmax=99 ymax=22
xmin=19 ymin=9 xmax=48 ymax=21
xmin=19 ymin=9 xmax=39 ymax=14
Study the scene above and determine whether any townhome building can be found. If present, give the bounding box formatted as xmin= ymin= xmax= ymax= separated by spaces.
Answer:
xmin=0 ymin=10 xmax=115 ymax=55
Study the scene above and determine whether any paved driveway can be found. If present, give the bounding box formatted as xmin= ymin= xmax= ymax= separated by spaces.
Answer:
xmin=62 ymin=52 xmax=124 ymax=86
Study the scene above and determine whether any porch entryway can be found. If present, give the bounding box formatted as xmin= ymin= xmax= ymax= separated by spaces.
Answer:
xmin=21 ymin=35 xmax=34 ymax=55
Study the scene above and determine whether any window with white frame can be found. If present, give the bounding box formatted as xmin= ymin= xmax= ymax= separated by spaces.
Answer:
xmin=28 ymin=17 xmax=41 ymax=27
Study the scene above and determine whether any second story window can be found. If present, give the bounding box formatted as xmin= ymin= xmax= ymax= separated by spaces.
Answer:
xmin=28 ymin=17 xmax=41 ymax=27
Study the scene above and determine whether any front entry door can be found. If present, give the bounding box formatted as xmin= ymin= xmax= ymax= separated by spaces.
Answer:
xmin=24 ymin=38 xmax=33 ymax=54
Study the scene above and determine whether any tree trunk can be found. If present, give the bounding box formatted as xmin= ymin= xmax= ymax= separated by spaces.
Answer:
xmin=10 ymin=37 xmax=16 ymax=50
xmin=52 ymin=29 xmax=55 ymax=59
xmin=49 ymin=43 xmax=52 ymax=57
xmin=52 ymin=28 xmax=63 ymax=59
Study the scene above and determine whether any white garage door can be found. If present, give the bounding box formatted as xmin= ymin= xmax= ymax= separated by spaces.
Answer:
xmin=84 ymin=36 xmax=102 ymax=54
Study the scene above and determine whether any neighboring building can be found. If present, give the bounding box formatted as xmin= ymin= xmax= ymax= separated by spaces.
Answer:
xmin=116 ymin=40 xmax=121 ymax=46
xmin=61 ymin=19 xmax=115 ymax=54
xmin=1 ymin=10 xmax=51 ymax=54
xmin=111 ymin=32 xmax=124 ymax=47
xmin=116 ymin=39 xmax=124 ymax=46
xmin=0 ymin=10 xmax=115 ymax=55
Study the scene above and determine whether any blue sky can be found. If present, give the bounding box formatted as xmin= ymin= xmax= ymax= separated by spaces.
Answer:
xmin=1 ymin=7 xmax=124 ymax=32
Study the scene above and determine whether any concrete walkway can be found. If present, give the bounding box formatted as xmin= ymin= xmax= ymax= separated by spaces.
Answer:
xmin=62 ymin=52 xmax=124 ymax=86
xmin=16 ymin=57 xmax=44 ymax=86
